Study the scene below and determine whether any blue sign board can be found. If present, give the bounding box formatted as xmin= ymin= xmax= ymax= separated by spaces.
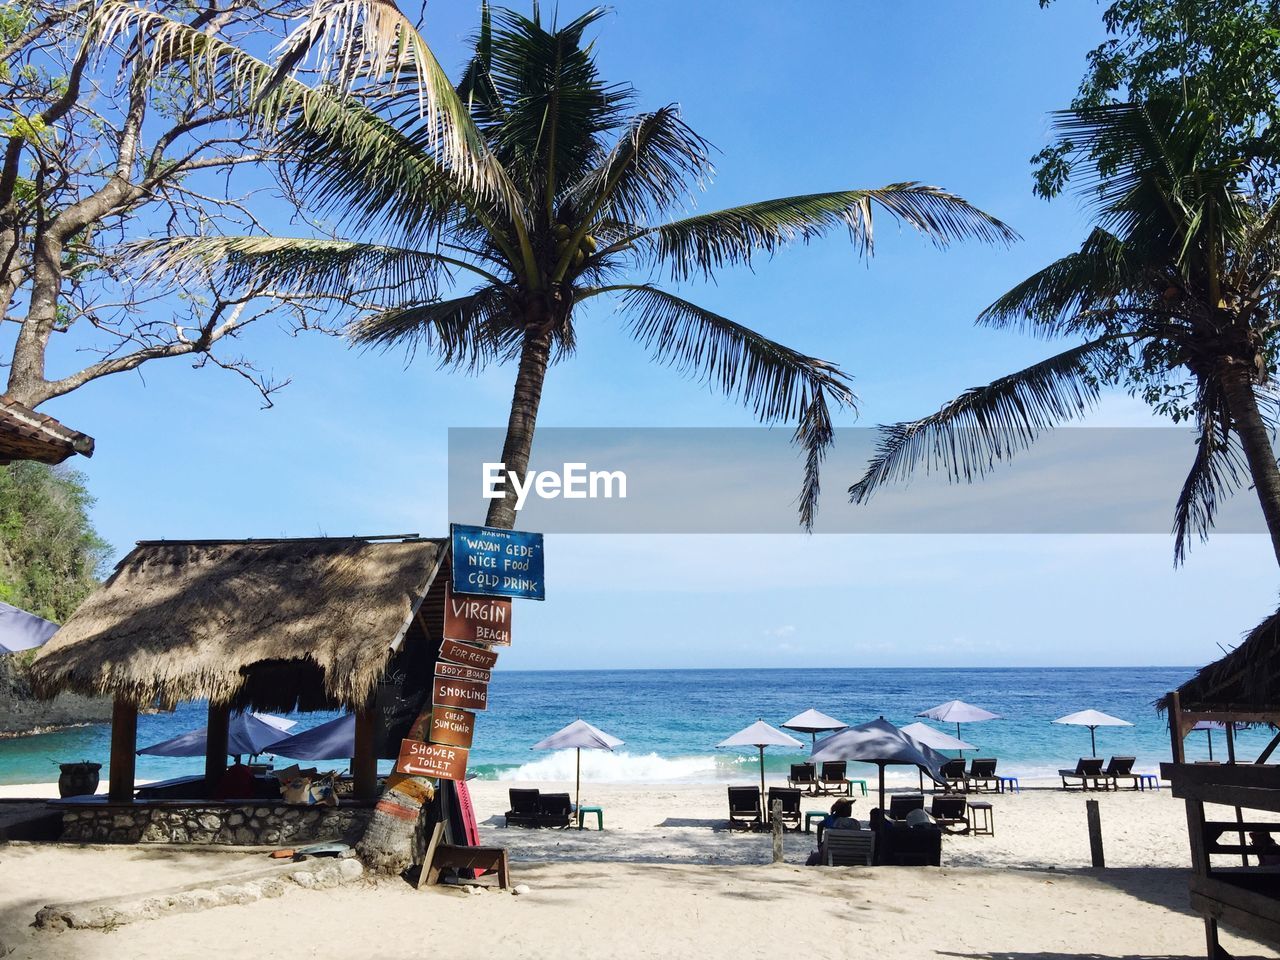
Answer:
xmin=451 ymin=523 xmax=546 ymax=601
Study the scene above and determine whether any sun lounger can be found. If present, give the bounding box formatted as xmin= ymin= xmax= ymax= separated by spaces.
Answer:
xmin=819 ymin=761 xmax=853 ymax=796
xmin=930 ymin=795 xmax=970 ymax=834
xmin=767 ymin=787 xmax=803 ymax=831
xmin=888 ymin=793 xmax=926 ymax=820
xmin=788 ymin=762 xmax=817 ymax=794
xmin=878 ymin=819 xmax=943 ymax=866
xmin=1104 ymin=755 xmax=1139 ymax=790
xmin=536 ymin=792 xmax=575 ymax=828
xmin=940 ymin=758 xmax=968 ymax=793
xmin=1059 ymin=757 xmax=1108 ymax=790
xmin=504 ymin=788 xmax=541 ymax=828
xmin=823 ymin=828 xmax=875 ymax=866
xmin=967 ymin=758 xmax=999 ymax=792
xmin=727 ymin=786 xmax=762 ymax=830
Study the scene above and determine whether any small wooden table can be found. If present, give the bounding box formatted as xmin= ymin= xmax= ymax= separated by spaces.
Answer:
xmin=426 ymin=844 xmax=511 ymax=889
xmin=969 ymin=801 xmax=995 ymax=837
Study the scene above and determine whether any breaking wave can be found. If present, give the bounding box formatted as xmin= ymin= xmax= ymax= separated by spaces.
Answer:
xmin=491 ymin=749 xmax=722 ymax=782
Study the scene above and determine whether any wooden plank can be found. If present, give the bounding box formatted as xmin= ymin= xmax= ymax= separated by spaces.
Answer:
xmin=443 ymin=584 xmax=511 ymax=646
xmin=108 ymin=698 xmax=137 ymax=803
xmin=205 ymin=702 xmax=229 ymax=792
xmin=1191 ymin=874 xmax=1280 ymax=926
xmin=1189 ymin=893 xmax=1280 ymax=951
xmin=1087 ymin=800 xmax=1105 ymax=868
xmin=428 ymin=707 xmax=475 ymax=749
xmin=1168 ymin=691 xmax=1186 ymax=764
xmin=433 ymin=676 xmax=488 ymax=711
xmin=395 ymin=739 xmax=469 ymax=781
xmin=435 ymin=661 xmax=492 ymax=685
xmin=438 ymin=638 xmax=499 ymax=671
xmin=353 ymin=704 xmax=378 ymax=800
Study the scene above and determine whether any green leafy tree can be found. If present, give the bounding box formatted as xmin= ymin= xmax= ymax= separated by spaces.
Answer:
xmin=0 ymin=461 xmax=108 ymax=621
xmin=136 ymin=3 xmax=1015 ymax=532
xmin=850 ymin=99 xmax=1280 ymax=566
xmin=1033 ymin=0 xmax=1280 ymax=197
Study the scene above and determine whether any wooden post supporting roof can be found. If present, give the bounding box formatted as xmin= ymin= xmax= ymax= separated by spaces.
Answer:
xmin=205 ymin=702 xmax=230 ymax=794
xmin=108 ymin=698 xmax=137 ymax=803
xmin=353 ymin=704 xmax=378 ymax=800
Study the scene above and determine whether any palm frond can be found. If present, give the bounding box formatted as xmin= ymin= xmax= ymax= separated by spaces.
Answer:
xmin=1173 ymin=407 xmax=1248 ymax=565
xmin=848 ymin=336 xmax=1129 ymax=504
xmin=608 ymin=284 xmax=854 ymax=529
xmin=632 ymin=184 xmax=1018 ymax=281
xmin=124 ymin=235 xmax=501 ymax=305
xmin=348 ymin=285 xmax=521 ymax=372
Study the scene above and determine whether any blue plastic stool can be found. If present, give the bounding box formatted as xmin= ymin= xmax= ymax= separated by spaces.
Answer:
xmin=577 ymin=805 xmax=604 ymax=829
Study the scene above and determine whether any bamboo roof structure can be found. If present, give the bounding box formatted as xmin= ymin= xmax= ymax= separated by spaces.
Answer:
xmin=0 ymin=396 xmax=94 ymax=465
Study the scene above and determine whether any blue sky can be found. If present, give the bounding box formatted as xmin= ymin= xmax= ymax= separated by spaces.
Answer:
xmin=23 ymin=1 xmax=1280 ymax=669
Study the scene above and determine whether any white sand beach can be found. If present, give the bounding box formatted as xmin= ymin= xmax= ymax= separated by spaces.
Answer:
xmin=2 ymin=778 xmax=1279 ymax=960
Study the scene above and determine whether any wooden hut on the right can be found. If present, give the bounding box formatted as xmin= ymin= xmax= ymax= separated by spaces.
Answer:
xmin=1161 ymin=608 xmax=1280 ymax=960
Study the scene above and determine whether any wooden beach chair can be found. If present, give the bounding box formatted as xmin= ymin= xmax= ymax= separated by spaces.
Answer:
xmin=967 ymin=758 xmax=999 ymax=792
xmin=788 ymin=762 xmax=817 ymax=794
xmin=1059 ymin=757 xmax=1107 ymax=790
xmin=819 ymin=761 xmax=853 ymax=796
xmin=536 ymin=792 xmax=575 ymax=828
xmin=727 ymin=786 xmax=762 ymax=830
xmin=1104 ymin=756 xmax=1139 ymax=790
xmin=767 ymin=787 xmax=803 ymax=831
xmin=941 ymin=758 xmax=968 ymax=793
xmin=504 ymin=788 xmax=541 ymax=828
xmin=888 ymin=793 xmax=925 ymax=820
xmin=823 ymin=828 xmax=875 ymax=866
xmin=930 ymin=795 xmax=970 ymax=834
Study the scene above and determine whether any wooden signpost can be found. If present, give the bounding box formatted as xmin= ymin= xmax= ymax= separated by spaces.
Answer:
xmin=439 ymin=638 xmax=499 ymax=671
xmin=396 ymin=738 xmax=469 ymax=781
xmin=433 ymin=676 xmax=489 ymax=711
xmin=435 ymin=661 xmax=492 ymax=684
xmin=429 ymin=706 xmax=476 ymax=749
xmin=444 ymin=583 xmax=512 ymax=646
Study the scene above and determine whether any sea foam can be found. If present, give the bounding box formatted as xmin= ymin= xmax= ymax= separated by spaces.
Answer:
xmin=494 ymin=749 xmax=720 ymax=782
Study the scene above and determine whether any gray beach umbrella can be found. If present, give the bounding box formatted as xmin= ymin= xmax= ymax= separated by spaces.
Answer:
xmin=1053 ymin=709 xmax=1133 ymax=757
xmin=532 ymin=719 xmax=624 ymax=818
xmin=916 ymin=700 xmax=1002 ymax=754
xmin=717 ymin=720 xmax=803 ymax=800
xmin=811 ymin=716 xmax=949 ymax=809
xmin=138 ymin=712 xmax=296 ymax=758
xmin=267 ymin=713 xmax=355 ymax=760
xmin=0 ymin=601 xmax=58 ymax=654
xmin=782 ymin=708 xmax=847 ymax=752
xmin=901 ymin=722 xmax=977 ymax=792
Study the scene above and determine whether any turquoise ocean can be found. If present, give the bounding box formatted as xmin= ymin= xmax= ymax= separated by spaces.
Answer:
xmin=0 ymin=667 xmax=1263 ymax=787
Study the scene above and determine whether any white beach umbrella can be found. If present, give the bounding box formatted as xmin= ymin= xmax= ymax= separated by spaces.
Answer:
xmin=916 ymin=699 xmax=1002 ymax=754
xmin=900 ymin=722 xmax=977 ymax=753
xmin=781 ymin=708 xmax=847 ymax=752
xmin=532 ymin=719 xmax=624 ymax=819
xmin=717 ymin=720 xmax=803 ymax=799
xmin=0 ymin=601 xmax=58 ymax=654
xmin=1053 ymin=709 xmax=1133 ymax=757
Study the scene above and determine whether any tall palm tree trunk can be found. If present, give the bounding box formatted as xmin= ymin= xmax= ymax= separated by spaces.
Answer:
xmin=485 ymin=329 xmax=554 ymax=530
xmin=1222 ymin=364 xmax=1280 ymax=567
xmin=357 ymin=328 xmax=554 ymax=875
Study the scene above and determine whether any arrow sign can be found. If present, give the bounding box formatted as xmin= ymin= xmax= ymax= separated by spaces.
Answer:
xmin=395 ymin=739 xmax=469 ymax=781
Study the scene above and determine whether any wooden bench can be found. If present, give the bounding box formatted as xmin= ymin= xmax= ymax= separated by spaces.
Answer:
xmin=425 ymin=844 xmax=511 ymax=889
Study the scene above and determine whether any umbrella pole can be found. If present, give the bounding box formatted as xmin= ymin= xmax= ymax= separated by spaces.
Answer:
xmin=956 ymin=722 xmax=963 ymax=757
xmin=878 ymin=764 xmax=886 ymax=811
xmin=576 ymin=747 xmax=582 ymax=829
xmin=759 ymin=746 xmax=766 ymax=820
xmin=1207 ymin=730 xmax=1214 ymax=761
xmin=1090 ymin=726 xmax=1097 ymax=758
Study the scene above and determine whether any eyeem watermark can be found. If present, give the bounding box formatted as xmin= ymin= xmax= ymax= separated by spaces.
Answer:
xmin=482 ymin=461 xmax=628 ymax=511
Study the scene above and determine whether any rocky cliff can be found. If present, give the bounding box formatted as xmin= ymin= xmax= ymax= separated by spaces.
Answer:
xmin=0 ymin=653 xmax=111 ymax=736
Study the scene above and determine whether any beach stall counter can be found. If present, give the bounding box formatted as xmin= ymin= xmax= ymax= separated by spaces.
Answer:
xmin=28 ymin=535 xmax=456 ymax=847
xmin=1161 ymin=608 xmax=1280 ymax=960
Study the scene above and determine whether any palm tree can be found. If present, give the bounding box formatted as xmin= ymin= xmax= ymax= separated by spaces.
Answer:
xmin=137 ymin=3 xmax=1015 ymax=532
xmin=849 ymin=99 xmax=1280 ymax=566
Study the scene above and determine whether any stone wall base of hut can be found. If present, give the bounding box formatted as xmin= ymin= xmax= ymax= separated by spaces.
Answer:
xmin=58 ymin=804 xmax=375 ymax=846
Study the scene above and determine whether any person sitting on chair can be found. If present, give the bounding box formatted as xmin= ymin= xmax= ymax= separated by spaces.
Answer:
xmin=806 ymin=799 xmax=860 ymax=865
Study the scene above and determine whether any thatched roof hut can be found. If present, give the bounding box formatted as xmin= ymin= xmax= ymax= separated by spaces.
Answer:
xmin=0 ymin=396 xmax=94 ymax=465
xmin=32 ymin=536 xmax=447 ymax=712
xmin=1159 ymin=607 xmax=1280 ymax=723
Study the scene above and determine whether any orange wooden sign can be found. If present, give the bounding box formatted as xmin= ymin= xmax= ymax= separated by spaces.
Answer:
xmin=439 ymin=638 xmax=499 ymax=671
xmin=444 ymin=584 xmax=512 ymax=646
xmin=433 ymin=676 xmax=489 ymax=711
xmin=429 ymin=706 xmax=475 ymax=749
xmin=435 ymin=661 xmax=492 ymax=685
xmin=395 ymin=739 xmax=469 ymax=781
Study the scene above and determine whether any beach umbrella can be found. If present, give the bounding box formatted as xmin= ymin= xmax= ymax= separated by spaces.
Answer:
xmin=532 ymin=718 xmax=624 ymax=820
xmin=717 ymin=720 xmax=803 ymax=800
xmin=781 ymin=708 xmax=847 ymax=752
xmin=1053 ymin=709 xmax=1133 ymax=757
xmin=267 ymin=713 xmax=356 ymax=760
xmin=1192 ymin=720 xmax=1228 ymax=761
xmin=900 ymin=722 xmax=976 ymax=752
xmin=916 ymin=700 xmax=1002 ymax=754
xmin=138 ymin=712 xmax=296 ymax=758
xmin=811 ymin=716 xmax=948 ymax=809
xmin=0 ymin=601 xmax=58 ymax=654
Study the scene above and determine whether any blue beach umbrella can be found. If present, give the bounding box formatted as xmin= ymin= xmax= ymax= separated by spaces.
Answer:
xmin=0 ymin=601 xmax=58 ymax=654
xmin=811 ymin=717 xmax=949 ymax=810
xmin=267 ymin=714 xmax=356 ymax=760
xmin=138 ymin=711 xmax=295 ymax=758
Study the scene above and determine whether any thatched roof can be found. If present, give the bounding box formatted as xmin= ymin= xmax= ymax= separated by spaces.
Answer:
xmin=31 ymin=536 xmax=446 ymax=710
xmin=0 ymin=396 xmax=94 ymax=465
xmin=1159 ymin=607 xmax=1280 ymax=717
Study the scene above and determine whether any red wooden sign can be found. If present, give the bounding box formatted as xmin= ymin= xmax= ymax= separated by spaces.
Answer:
xmin=429 ymin=706 xmax=476 ymax=749
xmin=444 ymin=584 xmax=512 ymax=646
xmin=395 ymin=738 xmax=469 ymax=781
xmin=435 ymin=661 xmax=492 ymax=685
xmin=433 ymin=676 xmax=489 ymax=711
xmin=439 ymin=638 xmax=499 ymax=671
